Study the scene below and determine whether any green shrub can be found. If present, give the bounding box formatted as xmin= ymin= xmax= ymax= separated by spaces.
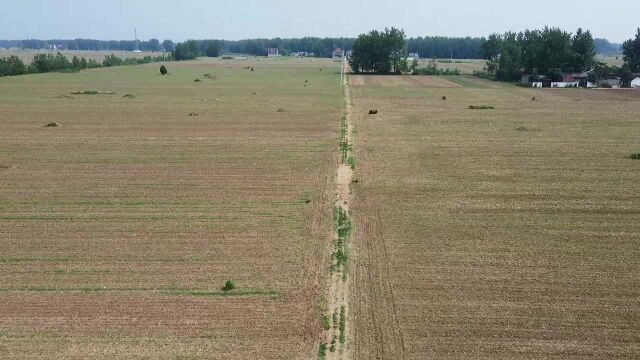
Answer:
xmin=223 ymin=280 xmax=235 ymax=291
xmin=160 ymin=65 xmax=167 ymax=75
xmin=322 ymin=314 xmax=331 ymax=330
xmin=468 ymin=105 xmax=495 ymax=110
xmin=630 ymin=153 xmax=640 ymax=160
xmin=339 ymin=305 xmax=346 ymax=344
xmin=318 ymin=343 xmax=327 ymax=359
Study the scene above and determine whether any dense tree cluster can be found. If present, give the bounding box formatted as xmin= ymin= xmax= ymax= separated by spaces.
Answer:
xmin=0 ymin=52 xmax=171 ymax=77
xmin=173 ymin=40 xmax=200 ymax=60
xmin=172 ymin=40 xmax=226 ymax=60
xmin=0 ymin=55 xmax=27 ymax=76
xmin=349 ymin=28 xmax=409 ymax=74
xmin=407 ymin=36 xmax=484 ymax=59
xmin=482 ymin=27 xmax=596 ymax=81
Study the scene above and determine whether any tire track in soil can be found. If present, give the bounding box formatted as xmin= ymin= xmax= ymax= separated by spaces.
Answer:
xmin=347 ymin=84 xmax=407 ymax=359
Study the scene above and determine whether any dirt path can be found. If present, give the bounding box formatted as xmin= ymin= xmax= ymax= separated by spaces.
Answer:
xmin=321 ymin=75 xmax=355 ymax=360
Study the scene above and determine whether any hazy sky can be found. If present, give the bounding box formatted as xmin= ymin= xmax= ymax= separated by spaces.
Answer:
xmin=1 ymin=0 xmax=638 ymax=42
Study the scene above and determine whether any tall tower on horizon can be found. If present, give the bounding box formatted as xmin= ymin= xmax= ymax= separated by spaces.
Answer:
xmin=133 ymin=28 xmax=142 ymax=53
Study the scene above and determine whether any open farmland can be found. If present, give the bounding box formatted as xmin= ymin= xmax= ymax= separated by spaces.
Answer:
xmin=0 ymin=58 xmax=343 ymax=358
xmin=347 ymin=76 xmax=640 ymax=359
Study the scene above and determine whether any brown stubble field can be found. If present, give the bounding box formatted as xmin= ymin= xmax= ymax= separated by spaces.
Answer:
xmin=348 ymin=76 xmax=640 ymax=359
xmin=0 ymin=58 xmax=342 ymax=358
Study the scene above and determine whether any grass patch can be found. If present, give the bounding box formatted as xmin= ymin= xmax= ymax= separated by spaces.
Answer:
xmin=122 ymin=94 xmax=136 ymax=98
xmin=0 ymin=256 xmax=71 ymax=263
xmin=347 ymin=155 xmax=357 ymax=170
xmin=339 ymin=305 xmax=347 ymax=345
xmin=164 ymin=289 xmax=279 ymax=298
xmin=0 ymin=286 xmax=278 ymax=298
xmin=468 ymin=105 xmax=495 ymax=110
xmin=45 ymin=122 xmax=60 ymax=127
xmin=70 ymin=90 xmax=116 ymax=95
xmin=630 ymin=153 xmax=640 ymax=160
xmin=339 ymin=116 xmax=349 ymax=163
xmin=322 ymin=314 xmax=331 ymax=330
xmin=318 ymin=343 xmax=328 ymax=359
xmin=194 ymin=79 xmax=202 ymax=82
xmin=333 ymin=207 xmax=352 ymax=274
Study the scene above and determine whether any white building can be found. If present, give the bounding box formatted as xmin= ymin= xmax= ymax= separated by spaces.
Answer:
xmin=631 ymin=77 xmax=640 ymax=88
xmin=267 ymin=48 xmax=281 ymax=57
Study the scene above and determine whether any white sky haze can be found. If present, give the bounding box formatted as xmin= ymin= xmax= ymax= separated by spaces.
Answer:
xmin=1 ymin=0 xmax=638 ymax=42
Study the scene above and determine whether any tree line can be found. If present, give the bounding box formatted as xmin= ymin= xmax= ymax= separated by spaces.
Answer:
xmin=481 ymin=27 xmax=640 ymax=86
xmin=0 ymin=52 xmax=172 ymax=78
xmin=0 ymin=39 xmax=174 ymax=52
xmin=2 ymin=35 xmax=623 ymax=60
xmin=4 ymin=36 xmax=490 ymax=60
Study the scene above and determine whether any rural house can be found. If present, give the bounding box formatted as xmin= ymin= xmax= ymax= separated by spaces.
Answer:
xmin=522 ymin=72 xmax=594 ymax=88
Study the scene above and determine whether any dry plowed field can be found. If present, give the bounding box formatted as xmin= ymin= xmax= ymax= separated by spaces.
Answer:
xmin=0 ymin=58 xmax=342 ymax=358
xmin=348 ymin=77 xmax=640 ymax=359
xmin=350 ymin=75 xmax=462 ymax=88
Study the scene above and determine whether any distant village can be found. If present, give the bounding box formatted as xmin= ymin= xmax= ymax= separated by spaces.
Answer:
xmin=521 ymin=71 xmax=640 ymax=89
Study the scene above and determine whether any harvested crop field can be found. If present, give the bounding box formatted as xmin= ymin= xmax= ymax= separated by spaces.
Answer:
xmin=350 ymin=74 xmax=461 ymax=88
xmin=0 ymin=58 xmax=343 ymax=358
xmin=348 ymin=76 xmax=640 ymax=359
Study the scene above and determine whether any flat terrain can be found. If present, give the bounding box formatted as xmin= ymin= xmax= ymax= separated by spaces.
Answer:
xmin=0 ymin=58 xmax=342 ymax=358
xmin=414 ymin=59 xmax=485 ymax=75
xmin=348 ymin=76 xmax=640 ymax=359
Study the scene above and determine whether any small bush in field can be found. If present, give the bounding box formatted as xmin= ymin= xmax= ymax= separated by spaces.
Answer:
xmin=223 ymin=280 xmax=235 ymax=291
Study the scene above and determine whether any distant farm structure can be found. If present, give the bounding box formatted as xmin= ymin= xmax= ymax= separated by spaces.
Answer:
xmin=521 ymin=72 xmax=592 ymax=88
xmin=292 ymin=51 xmax=314 ymax=57
xmin=267 ymin=48 xmax=281 ymax=57
xmin=333 ymin=48 xmax=344 ymax=61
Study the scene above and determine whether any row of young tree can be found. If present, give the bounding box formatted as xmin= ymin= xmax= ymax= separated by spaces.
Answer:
xmin=481 ymin=27 xmax=597 ymax=81
xmin=482 ymin=27 xmax=640 ymax=86
xmin=0 ymin=52 xmax=171 ymax=77
xmin=0 ymin=39 xmax=175 ymax=52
